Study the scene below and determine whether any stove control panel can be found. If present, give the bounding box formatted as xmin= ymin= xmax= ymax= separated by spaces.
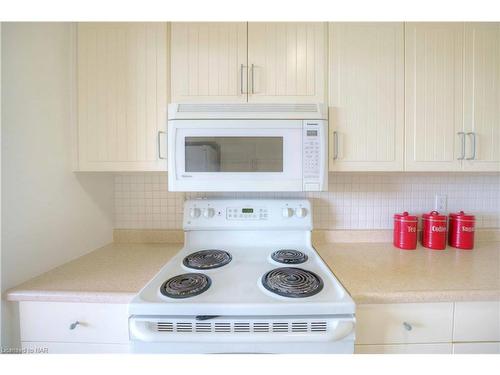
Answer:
xmin=184 ymin=199 xmax=312 ymax=230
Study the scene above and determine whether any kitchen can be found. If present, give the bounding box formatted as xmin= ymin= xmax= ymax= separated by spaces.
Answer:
xmin=1 ymin=0 xmax=499 ymax=370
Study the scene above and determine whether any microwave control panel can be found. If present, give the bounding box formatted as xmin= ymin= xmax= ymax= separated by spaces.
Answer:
xmin=302 ymin=120 xmax=326 ymax=191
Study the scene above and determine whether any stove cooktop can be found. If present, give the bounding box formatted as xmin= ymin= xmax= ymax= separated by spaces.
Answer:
xmin=129 ymin=199 xmax=355 ymax=317
xmin=130 ymin=243 xmax=353 ymax=316
xmin=164 ymin=249 xmax=323 ymax=299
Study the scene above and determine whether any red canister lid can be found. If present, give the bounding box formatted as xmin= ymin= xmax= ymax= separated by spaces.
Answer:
xmin=422 ymin=210 xmax=447 ymax=221
xmin=449 ymin=211 xmax=475 ymax=221
xmin=394 ymin=211 xmax=417 ymax=222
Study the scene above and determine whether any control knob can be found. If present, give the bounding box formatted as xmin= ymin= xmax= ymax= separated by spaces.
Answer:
xmin=282 ymin=208 xmax=294 ymax=218
xmin=189 ymin=208 xmax=201 ymax=218
xmin=295 ymin=207 xmax=308 ymax=218
xmin=203 ymin=208 xmax=215 ymax=218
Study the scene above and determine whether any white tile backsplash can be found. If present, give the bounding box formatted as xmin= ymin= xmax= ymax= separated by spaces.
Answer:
xmin=114 ymin=173 xmax=500 ymax=229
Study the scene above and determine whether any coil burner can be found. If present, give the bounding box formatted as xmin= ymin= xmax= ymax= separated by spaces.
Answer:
xmin=183 ymin=250 xmax=232 ymax=270
xmin=160 ymin=273 xmax=211 ymax=299
xmin=262 ymin=267 xmax=323 ymax=298
xmin=271 ymin=249 xmax=308 ymax=264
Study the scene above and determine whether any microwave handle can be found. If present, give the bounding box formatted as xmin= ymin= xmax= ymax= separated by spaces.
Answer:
xmin=157 ymin=131 xmax=167 ymax=160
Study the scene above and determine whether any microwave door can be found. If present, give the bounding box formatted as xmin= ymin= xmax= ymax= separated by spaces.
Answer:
xmin=169 ymin=121 xmax=305 ymax=191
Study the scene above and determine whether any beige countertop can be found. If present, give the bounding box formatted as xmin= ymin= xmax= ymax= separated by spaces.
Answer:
xmin=5 ymin=243 xmax=183 ymax=303
xmin=316 ymin=241 xmax=500 ymax=304
xmin=5 ymin=234 xmax=500 ymax=304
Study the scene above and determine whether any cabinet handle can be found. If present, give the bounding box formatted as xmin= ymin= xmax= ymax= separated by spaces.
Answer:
xmin=457 ymin=132 xmax=465 ymax=160
xmin=403 ymin=322 xmax=412 ymax=331
xmin=250 ymin=64 xmax=255 ymax=94
xmin=333 ymin=131 xmax=339 ymax=160
xmin=466 ymin=132 xmax=476 ymax=160
xmin=69 ymin=321 xmax=80 ymax=330
xmin=240 ymin=64 xmax=247 ymax=95
xmin=157 ymin=131 xmax=167 ymax=160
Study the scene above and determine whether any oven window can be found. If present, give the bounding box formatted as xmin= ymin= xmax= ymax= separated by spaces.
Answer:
xmin=185 ymin=137 xmax=283 ymax=172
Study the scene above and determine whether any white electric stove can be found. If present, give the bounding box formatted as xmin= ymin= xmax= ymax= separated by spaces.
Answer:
xmin=129 ymin=199 xmax=355 ymax=353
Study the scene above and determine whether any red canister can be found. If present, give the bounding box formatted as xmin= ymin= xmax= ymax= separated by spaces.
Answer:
xmin=422 ymin=211 xmax=447 ymax=250
xmin=449 ymin=211 xmax=475 ymax=250
xmin=393 ymin=212 xmax=418 ymax=250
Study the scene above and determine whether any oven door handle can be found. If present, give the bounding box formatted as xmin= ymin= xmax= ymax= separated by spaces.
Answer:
xmin=195 ymin=315 xmax=220 ymax=321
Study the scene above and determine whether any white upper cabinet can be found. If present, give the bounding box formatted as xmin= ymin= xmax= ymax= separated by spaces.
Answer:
xmin=247 ymin=22 xmax=327 ymax=103
xmin=405 ymin=23 xmax=465 ymax=171
xmin=463 ymin=23 xmax=500 ymax=171
xmin=170 ymin=22 xmax=326 ymax=103
xmin=170 ymin=22 xmax=247 ymax=103
xmin=74 ymin=22 xmax=499 ymax=173
xmin=77 ymin=23 xmax=168 ymax=171
xmin=329 ymin=23 xmax=404 ymax=171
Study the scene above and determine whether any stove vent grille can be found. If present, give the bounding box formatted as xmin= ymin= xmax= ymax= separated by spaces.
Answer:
xmin=155 ymin=320 xmax=328 ymax=334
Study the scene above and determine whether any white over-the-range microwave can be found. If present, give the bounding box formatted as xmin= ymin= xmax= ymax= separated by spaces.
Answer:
xmin=167 ymin=103 xmax=328 ymax=192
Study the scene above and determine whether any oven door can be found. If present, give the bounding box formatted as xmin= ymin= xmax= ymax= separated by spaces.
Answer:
xmin=168 ymin=120 xmax=303 ymax=191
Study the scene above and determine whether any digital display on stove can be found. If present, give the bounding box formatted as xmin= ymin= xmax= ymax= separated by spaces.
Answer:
xmin=242 ymin=208 xmax=253 ymax=213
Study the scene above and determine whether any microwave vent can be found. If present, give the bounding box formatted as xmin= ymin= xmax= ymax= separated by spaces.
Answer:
xmin=168 ymin=103 xmax=327 ymax=120
xmin=177 ymin=103 xmax=318 ymax=113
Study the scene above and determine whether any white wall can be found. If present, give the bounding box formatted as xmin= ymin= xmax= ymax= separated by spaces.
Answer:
xmin=1 ymin=23 xmax=114 ymax=349
xmin=0 ymin=21 xmax=3 ymax=344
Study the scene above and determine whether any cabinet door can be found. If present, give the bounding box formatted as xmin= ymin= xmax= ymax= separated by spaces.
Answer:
xmin=453 ymin=342 xmax=500 ymax=354
xmin=355 ymin=343 xmax=452 ymax=354
xmin=356 ymin=303 xmax=454 ymax=345
xmin=463 ymin=23 xmax=500 ymax=171
xmin=77 ymin=23 xmax=168 ymax=171
xmin=453 ymin=301 xmax=500 ymax=343
xmin=170 ymin=22 xmax=247 ymax=103
xmin=20 ymin=301 xmax=129 ymax=344
xmin=405 ymin=23 xmax=464 ymax=171
xmin=329 ymin=23 xmax=404 ymax=171
xmin=247 ymin=22 xmax=326 ymax=103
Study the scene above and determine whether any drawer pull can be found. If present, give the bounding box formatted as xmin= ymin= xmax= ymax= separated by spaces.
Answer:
xmin=69 ymin=321 xmax=80 ymax=330
xmin=403 ymin=322 xmax=412 ymax=331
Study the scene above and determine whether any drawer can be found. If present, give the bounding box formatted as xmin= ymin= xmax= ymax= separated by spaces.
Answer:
xmin=19 ymin=301 xmax=129 ymax=344
xmin=356 ymin=303 xmax=454 ymax=344
xmin=21 ymin=341 xmax=130 ymax=354
xmin=453 ymin=342 xmax=500 ymax=354
xmin=454 ymin=301 xmax=500 ymax=342
xmin=355 ymin=343 xmax=452 ymax=354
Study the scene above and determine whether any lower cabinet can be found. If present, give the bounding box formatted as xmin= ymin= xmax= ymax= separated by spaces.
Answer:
xmin=356 ymin=302 xmax=454 ymax=345
xmin=355 ymin=343 xmax=452 ymax=354
xmin=17 ymin=300 xmax=500 ymax=354
xmin=355 ymin=301 xmax=500 ymax=354
xmin=19 ymin=301 xmax=130 ymax=353
xmin=453 ymin=342 xmax=500 ymax=354
xmin=453 ymin=301 xmax=500 ymax=342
